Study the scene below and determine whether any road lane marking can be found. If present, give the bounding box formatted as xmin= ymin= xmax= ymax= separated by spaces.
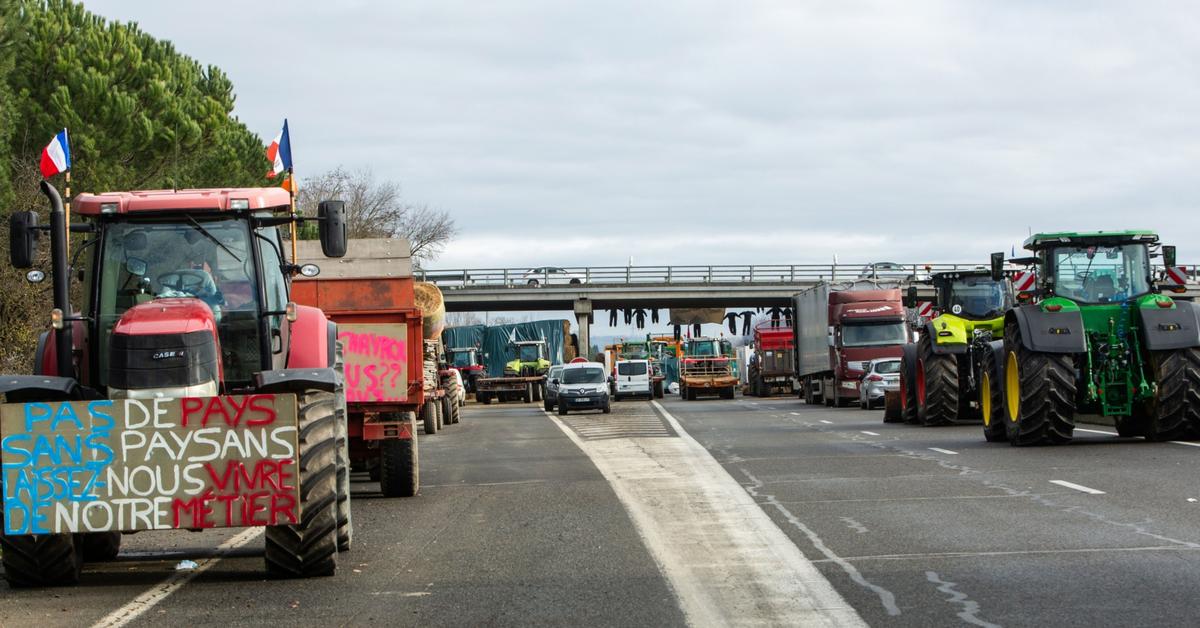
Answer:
xmin=545 ymin=405 xmax=867 ymax=626
xmin=820 ymin=420 xmax=833 ymax=424
xmin=928 ymin=448 xmax=958 ymax=455
xmin=92 ymin=527 xmax=263 ymax=628
xmin=1075 ymin=428 xmax=1118 ymax=436
xmin=1170 ymin=440 xmax=1200 ymax=448
xmin=860 ymin=431 xmax=880 ymax=436
xmin=790 ymin=412 xmax=801 ymax=416
xmin=926 ymin=571 xmax=1000 ymax=628
xmin=814 ymin=545 xmax=1200 ymax=562
xmin=1050 ymin=480 xmax=1106 ymax=495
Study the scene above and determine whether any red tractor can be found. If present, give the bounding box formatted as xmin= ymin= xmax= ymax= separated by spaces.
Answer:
xmin=445 ymin=346 xmax=486 ymax=393
xmin=0 ymin=183 xmax=350 ymax=586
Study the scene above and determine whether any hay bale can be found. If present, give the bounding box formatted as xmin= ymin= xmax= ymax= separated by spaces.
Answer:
xmin=415 ymin=282 xmax=446 ymax=340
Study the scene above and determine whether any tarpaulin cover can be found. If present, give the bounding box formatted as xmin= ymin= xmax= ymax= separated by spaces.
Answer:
xmin=659 ymin=355 xmax=680 ymax=386
xmin=443 ymin=320 xmax=572 ymax=377
xmin=669 ymin=308 xmax=726 ymax=325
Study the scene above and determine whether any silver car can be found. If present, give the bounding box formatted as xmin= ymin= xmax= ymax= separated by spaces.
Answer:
xmin=858 ymin=262 xmax=917 ymax=282
xmin=859 ymin=358 xmax=901 ymax=409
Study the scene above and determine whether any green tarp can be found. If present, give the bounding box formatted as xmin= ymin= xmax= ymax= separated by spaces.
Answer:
xmin=443 ymin=320 xmax=572 ymax=377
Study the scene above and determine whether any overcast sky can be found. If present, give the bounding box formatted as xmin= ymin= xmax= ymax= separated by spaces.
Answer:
xmin=84 ymin=0 xmax=1200 ymax=273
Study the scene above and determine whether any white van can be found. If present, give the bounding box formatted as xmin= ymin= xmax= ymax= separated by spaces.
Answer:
xmin=614 ymin=359 xmax=652 ymax=401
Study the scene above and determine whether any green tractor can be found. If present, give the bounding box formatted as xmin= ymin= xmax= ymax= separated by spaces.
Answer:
xmin=985 ymin=231 xmax=1200 ymax=446
xmin=505 ymin=339 xmax=551 ymax=376
xmin=898 ymin=270 xmax=1014 ymax=427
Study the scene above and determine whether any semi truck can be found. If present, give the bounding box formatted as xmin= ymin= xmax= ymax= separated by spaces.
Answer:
xmin=292 ymin=239 xmax=454 ymax=499
xmin=747 ymin=321 xmax=796 ymax=396
xmin=794 ymin=282 xmax=910 ymax=406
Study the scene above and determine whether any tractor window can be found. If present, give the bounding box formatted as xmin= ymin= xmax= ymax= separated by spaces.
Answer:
xmin=450 ymin=351 xmax=474 ymax=367
xmin=518 ymin=345 xmax=540 ymax=362
xmin=1051 ymin=244 xmax=1151 ymax=303
xmin=96 ymin=218 xmax=261 ymax=386
xmin=944 ymin=277 xmax=1013 ymax=319
xmin=688 ymin=341 xmax=718 ymax=356
xmin=841 ymin=322 xmax=907 ymax=347
xmin=622 ymin=344 xmax=650 ymax=359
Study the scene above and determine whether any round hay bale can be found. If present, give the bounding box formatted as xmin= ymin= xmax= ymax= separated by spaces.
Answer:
xmin=415 ymin=282 xmax=446 ymax=340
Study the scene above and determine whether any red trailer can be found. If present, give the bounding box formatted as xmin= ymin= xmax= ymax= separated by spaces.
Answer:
xmin=292 ymin=239 xmax=450 ymax=498
xmin=748 ymin=321 xmax=796 ymax=396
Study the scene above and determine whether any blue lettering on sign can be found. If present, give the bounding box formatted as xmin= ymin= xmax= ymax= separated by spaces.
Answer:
xmin=3 ymin=400 xmax=117 ymax=535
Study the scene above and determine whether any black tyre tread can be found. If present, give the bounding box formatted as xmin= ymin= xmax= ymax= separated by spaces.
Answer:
xmin=1143 ymin=348 xmax=1200 ymax=441
xmin=1004 ymin=321 xmax=1076 ymax=446
xmin=379 ymin=416 xmax=419 ymax=498
xmin=264 ymin=390 xmax=338 ymax=578
xmin=979 ymin=348 xmax=1007 ymax=442
xmin=918 ymin=336 xmax=959 ymax=426
xmin=422 ymin=400 xmax=438 ymax=435
xmin=80 ymin=532 xmax=122 ymax=562
xmin=440 ymin=396 xmax=453 ymax=429
xmin=333 ymin=346 xmax=352 ymax=553
xmin=899 ymin=346 xmax=919 ymax=424
xmin=0 ymin=526 xmax=81 ymax=587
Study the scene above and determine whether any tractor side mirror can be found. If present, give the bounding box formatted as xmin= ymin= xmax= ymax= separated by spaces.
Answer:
xmin=9 ymin=211 xmax=38 ymax=269
xmin=317 ymin=200 xmax=347 ymax=258
xmin=990 ymin=252 xmax=1004 ymax=282
xmin=1163 ymin=245 xmax=1177 ymax=268
xmin=903 ymin=285 xmax=918 ymax=308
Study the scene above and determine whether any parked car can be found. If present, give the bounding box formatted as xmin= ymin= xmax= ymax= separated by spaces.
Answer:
xmin=859 ymin=358 xmax=901 ymax=409
xmin=858 ymin=262 xmax=917 ymax=282
xmin=542 ymin=364 xmax=565 ymax=411
xmin=522 ymin=266 xmax=584 ymax=286
xmin=553 ymin=362 xmax=611 ymax=415
xmin=614 ymin=359 xmax=653 ymax=401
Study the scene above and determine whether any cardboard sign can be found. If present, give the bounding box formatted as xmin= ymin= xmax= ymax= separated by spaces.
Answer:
xmin=0 ymin=394 xmax=299 ymax=535
xmin=339 ymin=324 xmax=409 ymax=402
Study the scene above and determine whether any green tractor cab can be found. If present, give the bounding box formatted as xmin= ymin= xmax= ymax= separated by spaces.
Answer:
xmin=990 ymin=230 xmax=1200 ymax=446
xmin=899 ymin=270 xmax=1014 ymax=428
xmin=505 ymin=340 xmax=551 ymax=376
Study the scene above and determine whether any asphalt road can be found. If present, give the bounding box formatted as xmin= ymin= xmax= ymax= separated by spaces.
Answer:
xmin=2 ymin=394 xmax=1198 ymax=627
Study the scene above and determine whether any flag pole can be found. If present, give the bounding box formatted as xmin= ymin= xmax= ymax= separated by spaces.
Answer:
xmin=289 ymin=166 xmax=297 ymax=264
xmin=64 ymin=169 xmax=71 ymax=256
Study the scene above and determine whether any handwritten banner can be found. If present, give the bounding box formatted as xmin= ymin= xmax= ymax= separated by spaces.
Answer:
xmin=0 ymin=394 xmax=299 ymax=534
xmin=340 ymin=324 xmax=409 ymax=402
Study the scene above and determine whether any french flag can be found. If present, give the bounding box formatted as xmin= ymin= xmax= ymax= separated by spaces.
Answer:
xmin=266 ymin=119 xmax=293 ymax=177
xmin=39 ymin=129 xmax=71 ymax=179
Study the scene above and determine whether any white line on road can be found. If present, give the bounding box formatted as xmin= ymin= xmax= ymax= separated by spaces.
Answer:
xmin=545 ymin=405 xmax=867 ymax=626
xmin=1075 ymin=428 xmax=1118 ymax=436
xmin=820 ymin=420 xmax=833 ymax=424
xmin=1049 ymin=480 xmax=1106 ymax=495
xmin=92 ymin=527 xmax=263 ymax=628
xmin=928 ymin=448 xmax=958 ymax=455
xmin=1170 ymin=440 xmax=1200 ymax=448
xmin=790 ymin=412 xmax=801 ymax=416
xmin=861 ymin=431 xmax=880 ymax=436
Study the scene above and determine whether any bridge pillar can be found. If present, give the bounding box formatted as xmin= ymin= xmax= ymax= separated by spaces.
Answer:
xmin=573 ymin=299 xmax=593 ymax=361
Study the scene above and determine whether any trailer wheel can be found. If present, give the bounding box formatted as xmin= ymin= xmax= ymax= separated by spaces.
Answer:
xmin=979 ymin=347 xmax=1007 ymax=442
xmin=0 ymin=524 xmax=82 ymax=587
xmin=422 ymin=400 xmax=438 ymax=435
xmin=479 ymin=392 xmax=492 ymax=405
xmin=1002 ymin=321 xmax=1076 ymax=446
xmin=1141 ymin=348 xmax=1200 ymax=441
xmin=265 ymin=388 xmax=338 ymax=578
xmin=379 ymin=435 xmax=419 ymax=498
xmin=533 ymin=384 xmax=543 ymax=402
xmin=524 ymin=383 xmax=534 ymax=404
xmin=440 ymin=396 xmax=454 ymax=429
xmin=654 ymin=381 xmax=664 ymax=398
xmin=720 ymin=386 xmax=735 ymax=400
xmin=899 ymin=344 xmax=920 ymax=424
xmin=917 ymin=336 xmax=959 ymax=426
xmin=80 ymin=532 xmax=122 ymax=562
xmin=435 ymin=399 xmax=444 ymax=430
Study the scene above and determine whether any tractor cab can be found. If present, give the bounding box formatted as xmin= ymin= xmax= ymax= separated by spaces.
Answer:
xmin=505 ymin=340 xmax=550 ymax=376
xmin=620 ymin=340 xmax=650 ymax=360
xmin=931 ymin=270 xmax=1013 ymax=321
xmin=1023 ymin=232 xmax=1158 ymax=304
xmin=447 ymin=347 xmax=482 ymax=369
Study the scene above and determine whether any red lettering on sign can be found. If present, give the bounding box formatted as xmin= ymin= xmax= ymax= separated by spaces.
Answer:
xmin=180 ymin=397 xmax=205 ymax=426
xmin=246 ymin=395 xmax=277 ymax=426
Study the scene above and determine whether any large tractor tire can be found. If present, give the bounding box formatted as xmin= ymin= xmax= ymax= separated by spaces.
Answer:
xmin=333 ymin=354 xmax=352 ymax=553
xmin=917 ymin=336 xmax=959 ymax=426
xmin=0 ymin=527 xmax=82 ymax=587
xmin=979 ymin=347 xmax=1007 ymax=443
xmin=654 ymin=380 xmax=665 ymax=398
xmin=265 ymin=389 xmax=339 ymax=578
xmin=379 ymin=431 xmax=419 ymax=498
xmin=524 ymin=383 xmax=534 ymax=404
xmin=720 ymin=386 xmax=735 ymax=400
xmin=81 ymin=532 xmax=122 ymax=562
xmin=1002 ymin=321 xmax=1076 ymax=446
xmin=440 ymin=396 xmax=454 ymax=429
xmin=899 ymin=345 xmax=919 ymax=424
xmin=532 ymin=383 xmax=543 ymax=402
xmin=422 ymin=400 xmax=438 ymax=435
xmin=451 ymin=398 xmax=462 ymax=424
xmin=1140 ymin=348 xmax=1200 ymax=441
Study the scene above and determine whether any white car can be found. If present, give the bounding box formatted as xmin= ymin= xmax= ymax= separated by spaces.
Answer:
xmin=858 ymin=262 xmax=917 ymax=282
xmin=522 ymin=266 xmax=583 ymax=286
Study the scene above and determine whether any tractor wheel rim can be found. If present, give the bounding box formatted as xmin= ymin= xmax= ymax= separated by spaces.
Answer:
xmin=1006 ymin=351 xmax=1020 ymax=423
xmin=916 ymin=360 xmax=927 ymax=406
xmin=981 ymin=371 xmax=991 ymax=426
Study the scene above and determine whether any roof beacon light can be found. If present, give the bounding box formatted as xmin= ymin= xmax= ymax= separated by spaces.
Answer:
xmin=100 ymin=202 xmax=118 ymax=214
xmin=229 ymin=199 xmax=250 ymax=210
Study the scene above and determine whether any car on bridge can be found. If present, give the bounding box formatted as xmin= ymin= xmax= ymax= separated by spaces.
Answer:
xmin=858 ymin=262 xmax=919 ymax=282
xmin=523 ymin=266 xmax=584 ymax=286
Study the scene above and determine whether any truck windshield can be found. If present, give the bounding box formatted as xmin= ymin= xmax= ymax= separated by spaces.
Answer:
xmin=95 ymin=218 xmax=261 ymax=385
xmin=944 ymin=277 xmax=1013 ymax=319
xmin=518 ymin=345 xmax=541 ymax=362
xmin=563 ymin=367 xmax=605 ymax=384
xmin=621 ymin=344 xmax=649 ymax=359
xmin=451 ymin=351 xmax=474 ymax=367
xmin=841 ymin=322 xmax=907 ymax=347
xmin=1051 ymin=244 xmax=1151 ymax=303
xmin=688 ymin=341 xmax=718 ymax=356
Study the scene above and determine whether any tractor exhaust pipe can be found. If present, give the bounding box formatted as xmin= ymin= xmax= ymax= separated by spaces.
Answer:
xmin=40 ymin=181 xmax=73 ymax=378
